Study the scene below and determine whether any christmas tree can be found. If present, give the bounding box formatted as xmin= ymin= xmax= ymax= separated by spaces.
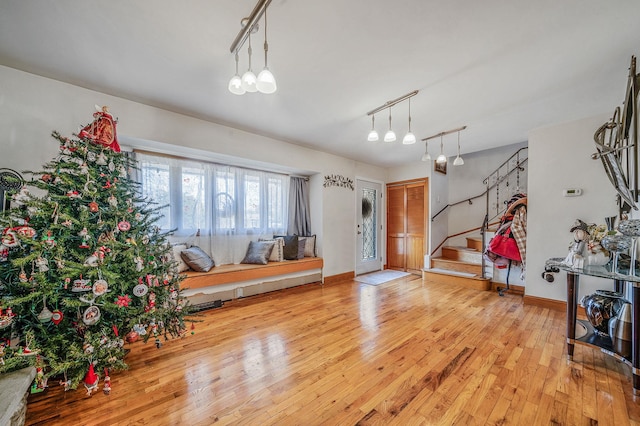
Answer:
xmin=0 ymin=107 xmax=190 ymax=394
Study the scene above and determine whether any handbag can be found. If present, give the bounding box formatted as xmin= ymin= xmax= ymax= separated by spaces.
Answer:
xmin=487 ymin=227 xmax=521 ymax=262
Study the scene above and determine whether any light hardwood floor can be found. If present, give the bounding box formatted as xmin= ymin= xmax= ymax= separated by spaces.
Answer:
xmin=26 ymin=275 xmax=640 ymax=425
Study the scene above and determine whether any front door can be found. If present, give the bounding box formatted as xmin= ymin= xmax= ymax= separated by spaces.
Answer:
xmin=356 ymin=179 xmax=382 ymax=275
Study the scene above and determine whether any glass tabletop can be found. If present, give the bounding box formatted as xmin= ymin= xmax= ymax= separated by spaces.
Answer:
xmin=546 ymin=257 xmax=640 ymax=283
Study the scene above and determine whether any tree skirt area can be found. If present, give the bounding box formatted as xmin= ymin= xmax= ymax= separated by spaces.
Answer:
xmin=354 ymin=270 xmax=411 ymax=286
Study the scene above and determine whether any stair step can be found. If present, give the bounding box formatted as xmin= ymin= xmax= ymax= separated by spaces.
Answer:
xmin=431 ymin=257 xmax=483 ymax=275
xmin=466 ymin=237 xmax=483 ymax=251
xmin=422 ymin=269 xmax=491 ymax=291
xmin=441 ymin=246 xmax=482 ymax=264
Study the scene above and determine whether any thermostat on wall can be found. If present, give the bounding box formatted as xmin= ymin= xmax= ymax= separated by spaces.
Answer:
xmin=563 ymin=188 xmax=582 ymax=197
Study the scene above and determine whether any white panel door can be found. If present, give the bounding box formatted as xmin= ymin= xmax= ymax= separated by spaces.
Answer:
xmin=356 ymin=179 xmax=382 ymax=275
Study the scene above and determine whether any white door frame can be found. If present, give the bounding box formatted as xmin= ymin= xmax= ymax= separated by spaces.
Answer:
xmin=355 ymin=178 xmax=383 ymax=275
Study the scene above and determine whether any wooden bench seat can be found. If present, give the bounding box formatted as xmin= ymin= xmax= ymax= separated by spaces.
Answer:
xmin=182 ymin=257 xmax=324 ymax=290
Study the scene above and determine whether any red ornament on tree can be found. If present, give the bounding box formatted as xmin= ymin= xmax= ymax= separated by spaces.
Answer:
xmin=83 ymin=363 xmax=99 ymax=396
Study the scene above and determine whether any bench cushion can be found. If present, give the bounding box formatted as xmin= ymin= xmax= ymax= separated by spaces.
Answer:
xmin=241 ymin=240 xmax=275 ymax=265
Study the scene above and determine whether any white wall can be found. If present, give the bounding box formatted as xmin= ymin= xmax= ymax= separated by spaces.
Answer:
xmin=0 ymin=66 xmax=386 ymax=278
xmin=527 ymin=113 xmax=618 ymax=301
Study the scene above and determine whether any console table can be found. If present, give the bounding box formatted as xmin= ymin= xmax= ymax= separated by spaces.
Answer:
xmin=547 ymin=258 xmax=640 ymax=395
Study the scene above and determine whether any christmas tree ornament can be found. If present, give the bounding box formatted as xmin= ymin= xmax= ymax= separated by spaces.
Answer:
xmin=82 ymin=305 xmax=101 ymax=326
xmin=51 ymin=309 xmax=64 ymax=325
xmin=115 ymin=294 xmax=131 ymax=308
xmin=87 ymin=151 xmax=96 ymax=162
xmin=108 ymin=160 xmax=115 ymax=172
xmin=83 ymin=254 xmax=99 ymax=267
xmin=0 ymin=245 xmax=8 ymax=262
xmin=35 ymin=256 xmax=49 ymax=272
xmin=37 ymin=297 xmax=53 ymax=323
xmin=117 ymin=221 xmax=131 ymax=232
xmin=82 ymin=363 xmax=99 ymax=396
xmin=134 ymin=256 xmax=144 ymax=272
xmin=61 ymin=219 xmax=73 ymax=228
xmin=72 ymin=278 xmax=92 ymax=292
xmin=142 ymin=235 xmax=150 ymax=245
xmin=19 ymin=267 xmax=28 ymax=282
xmin=108 ymin=195 xmax=117 ymax=208
xmin=63 ymin=277 xmax=71 ymax=289
xmin=2 ymin=229 xmax=19 ymax=248
xmin=15 ymin=225 xmax=36 ymax=239
xmin=83 ymin=180 xmax=97 ymax=194
xmin=132 ymin=323 xmax=147 ymax=335
xmin=55 ymin=258 xmax=65 ymax=269
xmin=79 ymin=162 xmax=89 ymax=175
xmin=103 ymin=369 xmax=111 ymax=395
xmin=96 ymin=151 xmax=107 ymax=166
xmin=41 ymin=174 xmax=52 ymax=182
xmin=42 ymin=231 xmax=56 ymax=247
xmin=133 ymin=282 xmax=148 ymax=297
xmin=92 ymin=279 xmax=108 ymax=297
xmin=88 ymin=201 xmax=99 ymax=213
xmin=66 ymin=190 xmax=81 ymax=199
xmin=118 ymin=165 xmax=127 ymax=178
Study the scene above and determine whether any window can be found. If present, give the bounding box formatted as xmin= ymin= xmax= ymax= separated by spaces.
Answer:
xmin=137 ymin=153 xmax=288 ymax=237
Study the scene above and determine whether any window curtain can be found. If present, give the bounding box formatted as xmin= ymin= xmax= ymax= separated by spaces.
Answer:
xmin=288 ymin=176 xmax=311 ymax=236
xmin=135 ymin=153 xmax=289 ymax=265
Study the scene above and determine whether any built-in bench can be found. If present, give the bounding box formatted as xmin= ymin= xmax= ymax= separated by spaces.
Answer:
xmin=180 ymin=257 xmax=323 ymax=308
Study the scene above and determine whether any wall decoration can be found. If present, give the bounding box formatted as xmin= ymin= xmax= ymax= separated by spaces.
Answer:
xmin=324 ymin=174 xmax=354 ymax=190
xmin=435 ymin=160 xmax=447 ymax=175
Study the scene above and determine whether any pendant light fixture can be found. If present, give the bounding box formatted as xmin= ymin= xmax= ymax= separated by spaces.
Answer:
xmin=384 ymin=107 xmax=396 ymax=142
xmin=367 ymin=115 xmax=379 ymax=142
xmin=453 ymin=130 xmax=464 ymax=166
xmin=229 ymin=0 xmax=275 ymax=96
xmin=422 ymin=125 xmax=467 ymax=165
xmin=402 ymin=98 xmax=416 ymax=144
xmin=421 ymin=140 xmax=431 ymax=161
xmin=365 ymin=90 xmax=418 ymax=143
xmin=241 ymin=32 xmax=258 ymax=93
xmin=256 ymin=9 xmax=276 ymax=94
xmin=436 ymin=135 xmax=447 ymax=164
xmin=228 ymin=50 xmax=246 ymax=95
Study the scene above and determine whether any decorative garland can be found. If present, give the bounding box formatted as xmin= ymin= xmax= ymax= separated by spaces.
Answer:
xmin=323 ymin=174 xmax=354 ymax=190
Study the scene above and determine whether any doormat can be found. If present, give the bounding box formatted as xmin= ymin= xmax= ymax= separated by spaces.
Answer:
xmin=354 ymin=270 xmax=411 ymax=286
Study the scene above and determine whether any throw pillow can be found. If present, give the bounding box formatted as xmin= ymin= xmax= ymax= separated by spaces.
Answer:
xmin=180 ymin=246 xmax=215 ymax=272
xmin=171 ymin=243 xmax=190 ymax=272
xmin=241 ymin=240 xmax=276 ymax=265
xmin=259 ymin=237 xmax=284 ymax=262
xmin=274 ymin=235 xmax=299 ymax=260
xmin=297 ymin=238 xmax=306 ymax=260
xmin=301 ymin=234 xmax=316 ymax=257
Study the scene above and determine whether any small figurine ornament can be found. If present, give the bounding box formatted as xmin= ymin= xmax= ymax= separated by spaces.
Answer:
xmin=103 ymin=369 xmax=111 ymax=395
xmin=562 ymin=219 xmax=589 ymax=269
xmin=78 ymin=105 xmax=121 ymax=152
xmin=83 ymin=363 xmax=100 ymax=396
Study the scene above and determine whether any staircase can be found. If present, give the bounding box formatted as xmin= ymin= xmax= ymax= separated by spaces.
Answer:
xmin=423 ymin=237 xmax=491 ymax=291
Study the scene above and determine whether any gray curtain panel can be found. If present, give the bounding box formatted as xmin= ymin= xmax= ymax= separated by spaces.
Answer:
xmin=288 ymin=177 xmax=311 ymax=236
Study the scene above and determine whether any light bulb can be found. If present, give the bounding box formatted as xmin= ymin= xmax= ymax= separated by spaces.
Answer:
xmin=453 ymin=156 xmax=464 ymax=166
xmin=228 ymin=75 xmax=245 ymax=95
xmin=384 ymin=130 xmax=396 ymax=142
xmin=436 ymin=154 xmax=447 ymax=164
xmin=368 ymin=129 xmax=379 ymax=142
xmin=402 ymin=131 xmax=416 ymax=144
xmin=241 ymin=70 xmax=257 ymax=92
xmin=257 ymin=68 xmax=277 ymax=93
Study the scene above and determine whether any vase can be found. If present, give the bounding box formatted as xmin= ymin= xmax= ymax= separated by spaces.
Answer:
xmin=580 ymin=289 xmax=629 ymax=337
xmin=608 ymin=302 xmax=632 ymax=358
xmin=586 ymin=245 xmax=609 ymax=266
xmin=601 ymin=234 xmax=633 ymax=274
xmin=617 ymin=219 xmax=640 ymax=276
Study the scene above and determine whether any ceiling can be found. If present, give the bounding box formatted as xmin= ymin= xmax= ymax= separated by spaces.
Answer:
xmin=1 ymin=0 xmax=639 ymax=168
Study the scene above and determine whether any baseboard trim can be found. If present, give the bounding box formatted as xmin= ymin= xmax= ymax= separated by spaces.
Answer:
xmin=324 ymin=271 xmax=355 ymax=285
xmin=523 ymin=295 xmax=566 ymax=311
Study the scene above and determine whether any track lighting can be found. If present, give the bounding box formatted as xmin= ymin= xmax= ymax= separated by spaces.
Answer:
xmin=384 ymin=107 xmax=396 ymax=142
xmin=422 ymin=126 xmax=467 ymax=166
xmin=421 ymin=140 xmax=431 ymax=161
xmin=453 ymin=131 xmax=464 ymax=166
xmin=365 ymin=90 xmax=419 ymax=142
xmin=368 ymin=115 xmax=379 ymax=142
xmin=228 ymin=50 xmax=245 ymax=95
xmin=229 ymin=0 xmax=276 ymax=95
xmin=436 ymin=135 xmax=447 ymax=164
xmin=402 ymin=98 xmax=416 ymax=144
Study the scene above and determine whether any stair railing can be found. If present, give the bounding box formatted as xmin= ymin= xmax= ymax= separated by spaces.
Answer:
xmin=429 ymin=147 xmax=528 ymax=279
